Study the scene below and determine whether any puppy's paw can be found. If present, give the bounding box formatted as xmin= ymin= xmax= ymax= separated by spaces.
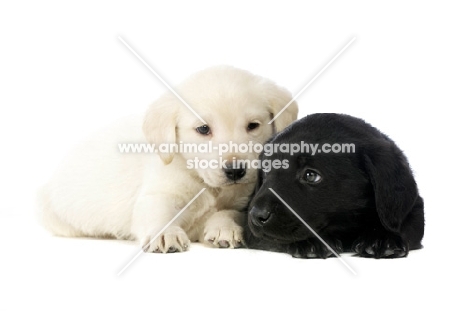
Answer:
xmin=203 ymin=225 xmax=244 ymax=249
xmin=141 ymin=226 xmax=190 ymax=253
xmin=352 ymin=232 xmax=408 ymax=259
xmin=288 ymin=238 xmax=343 ymax=259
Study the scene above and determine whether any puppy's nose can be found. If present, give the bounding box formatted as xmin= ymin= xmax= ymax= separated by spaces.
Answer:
xmin=250 ymin=206 xmax=272 ymax=226
xmin=224 ymin=165 xmax=246 ymax=181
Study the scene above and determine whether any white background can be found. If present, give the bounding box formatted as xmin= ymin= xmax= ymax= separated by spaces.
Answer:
xmin=1 ymin=1 xmax=467 ymax=310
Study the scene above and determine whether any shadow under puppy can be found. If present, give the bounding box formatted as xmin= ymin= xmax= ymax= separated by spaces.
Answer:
xmin=244 ymin=113 xmax=424 ymax=259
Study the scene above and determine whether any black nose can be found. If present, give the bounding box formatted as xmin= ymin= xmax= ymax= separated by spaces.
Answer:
xmin=224 ymin=165 xmax=246 ymax=181
xmin=250 ymin=206 xmax=272 ymax=226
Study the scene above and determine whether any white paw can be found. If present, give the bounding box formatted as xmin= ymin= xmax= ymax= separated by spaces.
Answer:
xmin=140 ymin=226 xmax=190 ymax=253
xmin=203 ymin=225 xmax=244 ymax=248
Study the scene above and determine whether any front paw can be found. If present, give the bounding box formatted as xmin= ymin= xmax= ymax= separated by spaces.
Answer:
xmin=288 ymin=238 xmax=343 ymax=259
xmin=352 ymin=231 xmax=408 ymax=258
xmin=140 ymin=226 xmax=190 ymax=253
xmin=203 ymin=225 xmax=244 ymax=249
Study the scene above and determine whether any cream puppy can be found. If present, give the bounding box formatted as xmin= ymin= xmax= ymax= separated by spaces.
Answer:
xmin=37 ymin=66 xmax=298 ymax=253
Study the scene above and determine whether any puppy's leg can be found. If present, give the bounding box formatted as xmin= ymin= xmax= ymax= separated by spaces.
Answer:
xmin=352 ymin=230 xmax=409 ymax=259
xmin=37 ymin=186 xmax=85 ymax=237
xmin=352 ymin=201 xmax=424 ymax=258
xmin=351 ymin=212 xmax=416 ymax=258
xmin=131 ymin=194 xmax=191 ymax=253
xmin=202 ymin=210 xmax=244 ymax=248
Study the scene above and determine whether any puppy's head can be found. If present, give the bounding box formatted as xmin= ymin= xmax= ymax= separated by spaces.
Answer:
xmin=247 ymin=113 xmax=419 ymax=243
xmin=143 ymin=66 xmax=298 ymax=188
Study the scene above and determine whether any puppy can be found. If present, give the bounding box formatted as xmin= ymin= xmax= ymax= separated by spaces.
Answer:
xmin=244 ymin=113 xmax=424 ymax=258
xmin=37 ymin=66 xmax=298 ymax=253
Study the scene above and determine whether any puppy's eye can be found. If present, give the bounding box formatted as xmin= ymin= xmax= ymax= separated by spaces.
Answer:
xmin=247 ymin=122 xmax=260 ymax=131
xmin=196 ymin=125 xmax=211 ymax=135
xmin=302 ymin=169 xmax=322 ymax=184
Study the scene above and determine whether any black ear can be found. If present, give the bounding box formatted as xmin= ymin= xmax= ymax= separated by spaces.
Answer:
xmin=363 ymin=143 xmax=419 ymax=233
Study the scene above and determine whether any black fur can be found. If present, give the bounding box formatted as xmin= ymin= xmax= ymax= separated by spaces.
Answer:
xmin=244 ymin=113 xmax=424 ymax=259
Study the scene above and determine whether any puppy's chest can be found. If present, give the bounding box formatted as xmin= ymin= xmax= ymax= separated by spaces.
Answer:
xmin=210 ymin=187 xmax=251 ymax=211
xmin=189 ymin=186 xmax=251 ymax=217
xmin=200 ymin=188 xmax=248 ymax=213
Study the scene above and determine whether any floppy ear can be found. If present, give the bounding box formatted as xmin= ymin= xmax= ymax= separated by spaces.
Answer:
xmin=363 ymin=143 xmax=419 ymax=232
xmin=143 ymin=94 xmax=179 ymax=165
xmin=264 ymin=81 xmax=298 ymax=133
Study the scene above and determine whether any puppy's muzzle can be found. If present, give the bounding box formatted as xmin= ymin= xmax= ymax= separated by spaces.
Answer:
xmin=223 ymin=164 xmax=246 ymax=181
xmin=249 ymin=206 xmax=272 ymax=227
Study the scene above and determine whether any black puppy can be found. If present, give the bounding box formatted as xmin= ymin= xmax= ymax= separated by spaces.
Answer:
xmin=244 ymin=113 xmax=424 ymax=259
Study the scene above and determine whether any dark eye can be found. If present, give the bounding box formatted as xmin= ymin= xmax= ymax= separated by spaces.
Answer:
xmin=302 ymin=169 xmax=322 ymax=184
xmin=247 ymin=122 xmax=260 ymax=131
xmin=196 ymin=125 xmax=211 ymax=135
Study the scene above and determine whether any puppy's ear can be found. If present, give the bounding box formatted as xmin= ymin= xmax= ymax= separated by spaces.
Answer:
xmin=143 ymin=94 xmax=179 ymax=165
xmin=264 ymin=81 xmax=298 ymax=133
xmin=363 ymin=144 xmax=418 ymax=232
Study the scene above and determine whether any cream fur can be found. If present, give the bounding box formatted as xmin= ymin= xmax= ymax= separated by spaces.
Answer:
xmin=37 ymin=66 xmax=298 ymax=252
